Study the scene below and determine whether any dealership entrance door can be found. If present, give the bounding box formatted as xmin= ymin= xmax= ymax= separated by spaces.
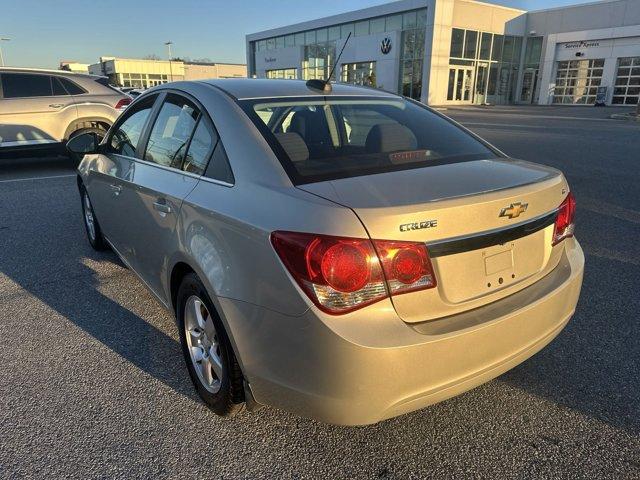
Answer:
xmin=447 ymin=67 xmax=474 ymax=103
xmin=520 ymin=68 xmax=538 ymax=103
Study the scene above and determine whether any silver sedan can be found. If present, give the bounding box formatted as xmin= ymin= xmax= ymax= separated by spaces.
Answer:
xmin=69 ymin=79 xmax=584 ymax=425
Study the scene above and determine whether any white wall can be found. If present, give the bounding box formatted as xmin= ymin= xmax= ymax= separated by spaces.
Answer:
xmin=537 ymin=25 xmax=640 ymax=105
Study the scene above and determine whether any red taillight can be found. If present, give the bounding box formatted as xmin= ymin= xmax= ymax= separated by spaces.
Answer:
xmin=115 ymin=98 xmax=132 ymax=110
xmin=553 ymin=192 xmax=576 ymax=245
xmin=271 ymin=231 xmax=436 ymax=314
xmin=374 ymin=240 xmax=436 ymax=295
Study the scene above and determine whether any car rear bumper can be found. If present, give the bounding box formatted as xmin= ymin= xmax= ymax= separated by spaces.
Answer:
xmin=220 ymin=238 xmax=584 ymax=426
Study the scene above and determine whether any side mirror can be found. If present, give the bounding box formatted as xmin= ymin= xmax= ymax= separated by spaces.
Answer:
xmin=66 ymin=132 xmax=99 ymax=155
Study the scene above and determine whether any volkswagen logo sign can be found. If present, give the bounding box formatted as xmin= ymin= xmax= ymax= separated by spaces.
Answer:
xmin=380 ymin=37 xmax=392 ymax=55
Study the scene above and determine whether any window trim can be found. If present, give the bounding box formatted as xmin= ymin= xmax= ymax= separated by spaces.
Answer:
xmin=105 ymin=87 xmax=235 ymax=186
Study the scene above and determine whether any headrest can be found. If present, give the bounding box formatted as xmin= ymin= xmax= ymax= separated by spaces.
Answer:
xmin=288 ymin=110 xmax=314 ymax=136
xmin=365 ymin=123 xmax=418 ymax=153
xmin=274 ymin=132 xmax=309 ymax=163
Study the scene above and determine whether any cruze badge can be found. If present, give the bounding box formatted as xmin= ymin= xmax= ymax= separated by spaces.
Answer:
xmin=499 ymin=202 xmax=528 ymax=219
xmin=400 ymin=219 xmax=438 ymax=232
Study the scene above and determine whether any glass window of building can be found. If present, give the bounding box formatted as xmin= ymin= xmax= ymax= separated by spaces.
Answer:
xmin=417 ymin=9 xmax=428 ymax=27
xmin=328 ymin=26 xmax=341 ymax=40
xmin=302 ymin=43 xmax=336 ymax=81
xmin=257 ymin=40 xmax=266 ymax=52
xmin=316 ymin=28 xmax=328 ymax=43
xmin=266 ymin=37 xmax=276 ymax=50
xmin=341 ymin=62 xmax=376 ymax=87
xmin=403 ymin=11 xmax=417 ymax=29
xmin=341 ymin=23 xmax=354 ymax=38
xmin=450 ymin=29 xmax=464 ymax=58
xmin=524 ymin=37 xmax=543 ymax=66
xmin=305 ymin=30 xmax=316 ymax=45
xmin=552 ymin=59 xmax=605 ymax=104
xmin=386 ymin=14 xmax=402 ymax=32
xmin=275 ymin=36 xmax=285 ymax=49
xmin=267 ymin=68 xmax=298 ymax=79
xmin=370 ymin=17 xmax=385 ymax=34
xmin=613 ymin=57 xmax=640 ymax=105
xmin=294 ymin=32 xmax=304 ymax=46
xmin=464 ymin=30 xmax=478 ymax=59
xmin=479 ymin=32 xmax=492 ymax=60
xmin=285 ymin=35 xmax=295 ymax=48
xmin=398 ymin=11 xmax=427 ymax=101
xmin=491 ymin=34 xmax=503 ymax=61
xmin=447 ymin=28 xmax=522 ymax=105
xmin=355 ymin=20 xmax=369 ymax=36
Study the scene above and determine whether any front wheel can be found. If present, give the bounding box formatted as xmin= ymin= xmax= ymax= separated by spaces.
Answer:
xmin=80 ymin=186 xmax=108 ymax=251
xmin=177 ymin=273 xmax=245 ymax=416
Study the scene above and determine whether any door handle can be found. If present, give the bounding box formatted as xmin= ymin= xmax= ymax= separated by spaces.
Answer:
xmin=49 ymin=103 xmax=64 ymax=108
xmin=109 ymin=184 xmax=122 ymax=196
xmin=153 ymin=200 xmax=172 ymax=215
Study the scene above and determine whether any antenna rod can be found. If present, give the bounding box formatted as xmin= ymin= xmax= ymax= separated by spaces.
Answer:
xmin=326 ymin=32 xmax=351 ymax=85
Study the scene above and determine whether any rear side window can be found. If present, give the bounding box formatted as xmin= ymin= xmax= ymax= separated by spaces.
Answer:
xmin=144 ymin=94 xmax=199 ymax=169
xmin=183 ymin=118 xmax=217 ymax=176
xmin=52 ymin=77 xmax=67 ymax=96
xmin=1 ymin=73 xmax=52 ymax=98
xmin=58 ymin=77 xmax=86 ymax=95
xmin=205 ymin=143 xmax=235 ymax=185
xmin=109 ymin=95 xmax=156 ymax=157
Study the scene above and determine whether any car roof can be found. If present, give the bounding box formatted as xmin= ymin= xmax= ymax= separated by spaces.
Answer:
xmin=0 ymin=66 xmax=105 ymax=80
xmin=198 ymin=78 xmax=400 ymax=101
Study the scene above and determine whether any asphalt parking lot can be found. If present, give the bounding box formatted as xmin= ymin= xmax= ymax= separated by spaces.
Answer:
xmin=1 ymin=106 xmax=639 ymax=479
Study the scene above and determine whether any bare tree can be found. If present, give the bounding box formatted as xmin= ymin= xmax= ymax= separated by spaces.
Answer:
xmin=143 ymin=54 xmax=161 ymax=60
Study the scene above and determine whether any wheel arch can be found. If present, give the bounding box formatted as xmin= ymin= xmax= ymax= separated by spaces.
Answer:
xmin=64 ymin=116 xmax=113 ymax=140
xmin=168 ymin=259 xmax=248 ymax=380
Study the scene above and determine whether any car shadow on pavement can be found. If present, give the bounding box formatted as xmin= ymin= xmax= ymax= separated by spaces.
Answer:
xmin=1 ymin=247 xmax=200 ymax=403
xmin=497 ymin=250 xmax=640 ymax=436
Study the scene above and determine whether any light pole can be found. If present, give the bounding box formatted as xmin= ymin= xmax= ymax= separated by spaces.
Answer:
xmin=165 ymin=41 xmax=174 ymax=82
xmin=0 ymin=37 xmax=10 ymax=67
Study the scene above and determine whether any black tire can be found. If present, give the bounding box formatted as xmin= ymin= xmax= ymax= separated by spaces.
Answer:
xmin=80 ymin=185 xmax=109 ymax=251
xmin=177 ymin=273 xmax=245 ymax=416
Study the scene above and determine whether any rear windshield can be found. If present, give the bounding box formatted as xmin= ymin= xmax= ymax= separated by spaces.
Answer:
xmin=240 ymin=96 xmax=499 ymax=184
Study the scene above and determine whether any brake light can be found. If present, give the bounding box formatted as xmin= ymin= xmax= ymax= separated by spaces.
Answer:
xmin=115 ymin=98 xmax=131 ymax=110
xmin=271 ymin=231 xmax=436 ymax=314
xmin=553 ymin=192 xmax=576 ymax=245
xmin=373 ymin=240 xmax=436 ymax=295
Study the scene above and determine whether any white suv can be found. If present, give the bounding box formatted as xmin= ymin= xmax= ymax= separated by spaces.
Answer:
xmin=0 ymin=67 xmax=130 ymax=154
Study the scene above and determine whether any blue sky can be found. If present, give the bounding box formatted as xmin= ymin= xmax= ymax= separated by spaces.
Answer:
xmin=1 ymin=0 xmax=584 ymax=69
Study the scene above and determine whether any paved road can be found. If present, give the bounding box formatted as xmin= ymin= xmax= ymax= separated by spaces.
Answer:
xmin=1 ymin=107 xmax=639 ymax=479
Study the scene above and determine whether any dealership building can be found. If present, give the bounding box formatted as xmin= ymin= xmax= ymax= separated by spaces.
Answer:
xmin=87 ymin=57 xmax=247 ymax=89
xmin=245 ymin=0 xmax=640 ymax=106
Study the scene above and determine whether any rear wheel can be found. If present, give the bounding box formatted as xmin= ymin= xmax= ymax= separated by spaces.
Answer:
xmin=80 ymin=186 xmax=108 ymax=251
xmin=177 ymin=273 xmax=245 ymax=416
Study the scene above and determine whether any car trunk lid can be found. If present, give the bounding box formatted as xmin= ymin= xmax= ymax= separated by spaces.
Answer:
xmin=298 ymin=158 xmax=569 ymax=323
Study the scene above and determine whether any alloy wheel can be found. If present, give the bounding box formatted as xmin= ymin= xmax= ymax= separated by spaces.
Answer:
xmin=83 ymin=192 xmax=96 ymax=241
xmin=184 ymin=295 xmax=223 ymax=393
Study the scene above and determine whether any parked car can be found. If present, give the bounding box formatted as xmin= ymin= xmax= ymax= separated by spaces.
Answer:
xmin=0 ymin=67 xmax=130 ymax=155
xmin=69 ymin=79 xmax=584 ymax=425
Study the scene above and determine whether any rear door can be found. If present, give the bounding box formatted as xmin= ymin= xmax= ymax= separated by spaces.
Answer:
xmin=0 ymin=72 xmax=78 ymax=146
xmin=88 ymin=93 xmax=159 ymax=257
xmin=123 ymin=92 xmax=214 ymax=297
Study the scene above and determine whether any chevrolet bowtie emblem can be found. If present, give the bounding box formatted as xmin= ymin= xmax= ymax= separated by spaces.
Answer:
xmin=499 ymin=202 xmax=528 ymax=219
